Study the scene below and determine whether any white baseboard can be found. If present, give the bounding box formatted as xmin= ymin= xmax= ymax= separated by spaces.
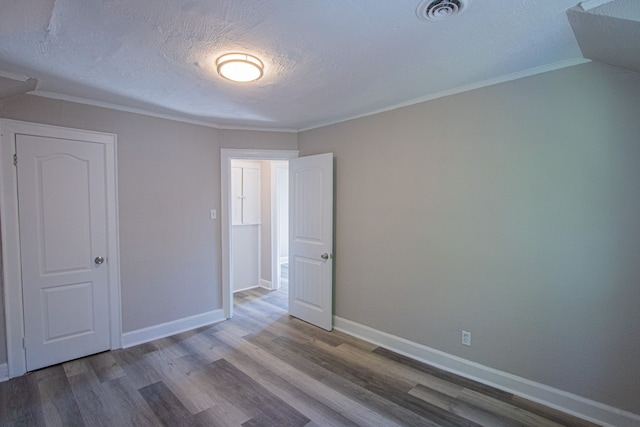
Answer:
xmin=233 ymin=285 xmax=259 ymax=293
xmin=0 ymin=363 xmax=8 ymax=382
xmin=334 ymin=316 xmax=640 ymax=427
xmin=260 ymin=279 xmax=272 ymax=290
xmin=122 ymin=309 xmax=226 ymax=348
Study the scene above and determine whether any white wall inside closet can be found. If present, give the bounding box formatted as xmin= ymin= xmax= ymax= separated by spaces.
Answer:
xmin=231 ymin=160 xmax=261 ymax=292
xmin=231 ymin=159 xmax=290 ymax=294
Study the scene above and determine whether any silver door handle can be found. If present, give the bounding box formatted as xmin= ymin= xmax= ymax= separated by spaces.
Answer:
xmin=95 ymin=256 xmax=105 ymax=265
xmin=320 ymin=253 xmax=333 ymax=260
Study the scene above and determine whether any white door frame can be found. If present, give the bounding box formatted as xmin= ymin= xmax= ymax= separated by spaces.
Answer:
xmin=221 ymin=149 xmax=298 ymax=319
xmin=270 ymin=161 xmax=289 ymax=291
xmin=0 ymin=119 xmax=122 ymax=378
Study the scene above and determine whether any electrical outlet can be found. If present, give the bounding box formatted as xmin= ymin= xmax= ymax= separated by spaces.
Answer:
xmin=462 ymin=330 xmax=471 ymax=346
xmin=210 ymin=209 xmax=217 ymax=220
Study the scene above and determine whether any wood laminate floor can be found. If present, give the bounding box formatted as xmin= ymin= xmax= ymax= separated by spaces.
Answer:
xmin=0 ymin=286 xmax=600 ymax=427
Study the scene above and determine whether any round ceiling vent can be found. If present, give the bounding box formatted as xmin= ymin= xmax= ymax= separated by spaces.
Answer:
xmin=416 ymin=0 xmax=470 ymax=22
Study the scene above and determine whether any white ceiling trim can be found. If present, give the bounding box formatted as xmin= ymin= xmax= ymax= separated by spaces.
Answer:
xmin=17 ymin=57 xmax=592 ymax=134
xmin=4 ymin=58 xmax=591 ymax=134
xmin=299 ymin=57 xmax=592 ymax=132
xmin=29 ymin=90 xmax=298 ymax=133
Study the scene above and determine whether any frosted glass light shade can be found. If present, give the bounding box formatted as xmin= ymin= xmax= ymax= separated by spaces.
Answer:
xmin=216 ymin=53 xmax=264 ymax=82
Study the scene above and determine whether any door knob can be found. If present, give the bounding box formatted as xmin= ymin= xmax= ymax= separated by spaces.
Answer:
xmin=320 ymin=253 xmax=333 ymax=260
xmin=94 ymin=256 xmax=105 ymax=265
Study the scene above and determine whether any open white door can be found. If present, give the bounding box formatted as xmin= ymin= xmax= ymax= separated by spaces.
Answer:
xmin=288 ymin=153 xmax=333 ymax=331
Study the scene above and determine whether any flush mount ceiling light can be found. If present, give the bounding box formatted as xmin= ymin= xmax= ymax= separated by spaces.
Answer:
xmin=216 ymin=53 xmax=264 ymax=83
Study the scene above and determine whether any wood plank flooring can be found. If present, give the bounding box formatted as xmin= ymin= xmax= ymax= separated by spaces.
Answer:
xmin=0 ymin=286 xmax=600 ymax=426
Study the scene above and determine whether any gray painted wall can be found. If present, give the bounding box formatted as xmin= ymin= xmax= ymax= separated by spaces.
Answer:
xmin=0 ymin=95 xmax=296 ymax=365
xmin=299 ymin=62 xmax=640 ymax=414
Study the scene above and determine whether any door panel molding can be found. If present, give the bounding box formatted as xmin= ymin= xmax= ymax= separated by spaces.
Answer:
xmin=0 ymin=119 xmax=121 ymax=378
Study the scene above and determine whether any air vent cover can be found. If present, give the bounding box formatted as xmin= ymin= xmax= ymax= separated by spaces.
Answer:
xmin=416 ymin=0 xmax=470 ymax=21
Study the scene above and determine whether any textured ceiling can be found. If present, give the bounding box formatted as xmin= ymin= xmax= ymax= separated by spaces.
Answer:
xmin=0 ymin=0 xmax=633 ymax=131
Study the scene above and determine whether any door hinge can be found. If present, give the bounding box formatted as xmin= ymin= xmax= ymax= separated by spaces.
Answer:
xmin=22 ymin=337 xmax=26 ymax=349
xmin=13 ymin=154 xmax=17 ymax=166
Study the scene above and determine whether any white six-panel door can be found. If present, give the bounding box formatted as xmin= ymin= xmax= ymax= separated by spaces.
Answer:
xmin=17 ymin=134 xmax=111 ymax=371
xmin=288 ymin=153 xmax=334 ymax=331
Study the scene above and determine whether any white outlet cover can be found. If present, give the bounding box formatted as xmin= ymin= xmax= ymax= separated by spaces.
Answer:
xmin=462 ymin=330 xmax=471 ymax=346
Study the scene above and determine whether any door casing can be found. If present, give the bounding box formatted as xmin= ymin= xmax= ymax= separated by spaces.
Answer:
xmin=221 ymin=149 xmax=298 ymax=319
xmin=0 ymin=119 xmax=122 ymax=378
xmin=271 ymin=161 xmax=290 ymax=291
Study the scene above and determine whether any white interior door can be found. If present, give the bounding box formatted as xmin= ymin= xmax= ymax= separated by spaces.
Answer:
xmin=17 ymin=134 xmax=111 ymax=371
xmin=288 ymin=153 xmax=333 ymax=330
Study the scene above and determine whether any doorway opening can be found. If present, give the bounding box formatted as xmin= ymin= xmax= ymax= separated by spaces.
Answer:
xmin=221 ymin=149 xmax=298 ymax=319
xmin=273 ymin=160 xmax=290 ymax=292
xmin=229 ymin=159 xmax=289 ymax=294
